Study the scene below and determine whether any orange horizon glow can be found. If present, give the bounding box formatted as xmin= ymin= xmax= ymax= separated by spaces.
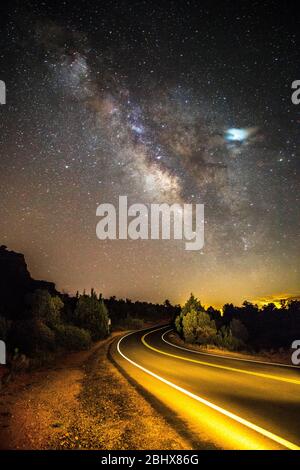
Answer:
xmin=178 ymin=292 xmax=300 ymax=311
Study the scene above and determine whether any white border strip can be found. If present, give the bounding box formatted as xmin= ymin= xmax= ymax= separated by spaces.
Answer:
xmin=162 ymin=329 xmax=300 ymax=369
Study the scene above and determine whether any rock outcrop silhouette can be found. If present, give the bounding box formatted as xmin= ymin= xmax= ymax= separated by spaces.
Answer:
xmin=0 ymin=245 xmax=56 ymax=320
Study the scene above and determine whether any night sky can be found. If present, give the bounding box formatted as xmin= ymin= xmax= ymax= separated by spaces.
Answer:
xmin=0 ymin=0 xmax=300 ymax=307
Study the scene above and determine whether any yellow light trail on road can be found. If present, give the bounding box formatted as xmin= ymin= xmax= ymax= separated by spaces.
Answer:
xmin=117 ymin=329 xmax=300 ymax=450
xmin=142 ymin=329 xmax=300 ymax=386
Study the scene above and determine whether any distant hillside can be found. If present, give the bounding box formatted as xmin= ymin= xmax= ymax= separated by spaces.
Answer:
xmin=0 ymin=245 xmax=57 ymax=320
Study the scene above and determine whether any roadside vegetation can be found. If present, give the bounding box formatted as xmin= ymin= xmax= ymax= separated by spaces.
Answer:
xmin=175 ymin=293 xmax=300 ymax=352
xmin=0 ymin=289 xmax=109 ymax=372
xmin=0 ymin=289 xmax=178 ymax=374
xmin=0 ymin=247 xmax=180 ymax=385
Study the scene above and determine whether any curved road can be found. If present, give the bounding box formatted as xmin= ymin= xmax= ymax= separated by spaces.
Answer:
xmin=111 ymin=325 xmax=300 ymax=450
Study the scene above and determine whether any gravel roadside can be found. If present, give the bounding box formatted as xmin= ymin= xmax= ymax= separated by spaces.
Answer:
xmin=0 ymin=333 xmax=190 ymax=450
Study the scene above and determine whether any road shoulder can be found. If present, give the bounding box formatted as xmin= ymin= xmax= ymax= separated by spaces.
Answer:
xmin=0 ymin=333 xmax=190 ymax=449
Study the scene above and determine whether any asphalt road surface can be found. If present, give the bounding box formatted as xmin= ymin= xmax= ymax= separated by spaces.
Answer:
xmin=112 ymin=325 xmax=300 ymax=450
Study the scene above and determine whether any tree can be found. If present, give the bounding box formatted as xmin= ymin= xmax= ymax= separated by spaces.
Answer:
xmin=182 ymin=309 xmax=217 ymax=344
xmin=75 ymin=294 xmax=109 ymax=340
xmin=28 ymin=290 xmax=63 ymax=328
xmin=206 ymin=306 xmax=222 ymax=325
xmin=182 ymin=293 xmax=205 ymax=315
xmin=175 ymin=293 xmax=205 ymax=336
xmin=262 ymin=303 xmax=277 ymax=315
xmin=222 ymin=303 xmax=237 ymax=324
xmin=9 ymin=319 xmax=55 ymax=355
xmin=175 ymin=315 xmax=182 ymax=335
xmin=242 ymin=301 xmax=259 ymax=314
xmin=230 ymin=318 xmax=249 ymax=344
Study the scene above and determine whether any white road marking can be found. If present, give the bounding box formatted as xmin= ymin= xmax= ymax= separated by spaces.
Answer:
xmin=162 ymin=329 xmax=300 ymax=369
xmin=117 ymin=328 xmax=300 ymax=450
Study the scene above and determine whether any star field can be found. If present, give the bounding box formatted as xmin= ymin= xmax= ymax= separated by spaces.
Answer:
xmin=0 ymin=0 xmax=300 ymax=307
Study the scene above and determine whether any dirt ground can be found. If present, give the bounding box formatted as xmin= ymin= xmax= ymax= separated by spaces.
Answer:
xmin=0 ymin=333 xmax=190 ymax=450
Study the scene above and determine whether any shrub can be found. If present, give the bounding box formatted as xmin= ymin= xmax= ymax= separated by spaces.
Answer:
xmin=55 ymin=324 xmax=91 ymax=351
xmin=35 ymin=321 xmax=56 ymax=351
xmin=216 ymin=326 xmax=243 ymax=351
xmin=8 ymin=319 xmax=55 ymax=355
xmin=119 ymin=315 xmax=144 ymax=329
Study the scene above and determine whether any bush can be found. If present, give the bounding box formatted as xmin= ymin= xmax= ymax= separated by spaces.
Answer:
xmin=35 ymin=321 xmax=56 ymax=351
xmin=216 ymin=326 xmax=243 ymax=351
xmin=119 ymin=315 xmax=144 ymax=329
xmin=55 ymin=324 xmax=91 ymax=351
xmin=8 ymin=319 xmax=55 ymax=355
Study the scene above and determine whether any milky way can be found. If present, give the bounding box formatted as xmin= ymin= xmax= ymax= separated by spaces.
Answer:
xmin=0 ymin=1 xmax=300 ymax=306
